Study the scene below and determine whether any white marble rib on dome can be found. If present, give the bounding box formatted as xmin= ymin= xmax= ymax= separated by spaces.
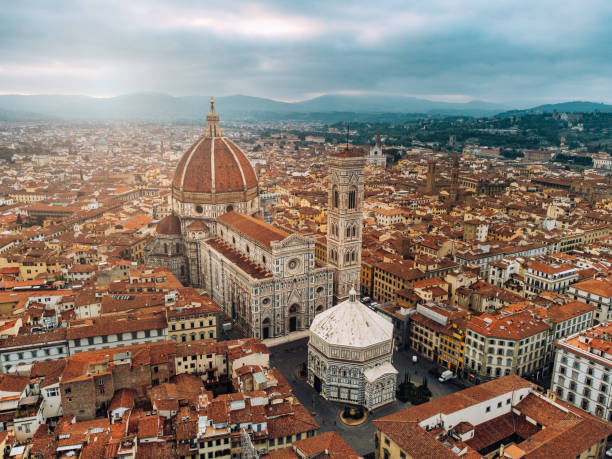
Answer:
xmin=309 ymin=293 xmax=393 ymax=348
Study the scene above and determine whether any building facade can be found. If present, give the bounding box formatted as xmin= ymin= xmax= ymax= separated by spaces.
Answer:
xmin=374 ymin=375 xmax=612 ymax=459
xmin=552 ymin=322 xmax=612 ymax=422
xmin=465 ymin=311 xmax=549 ymax=381
xmin=308 ymin=289 xmax=397 ymax=410
xmin=326 ymin=149 xmax=366 ymax=304
xmin=367 ymin=134 xmax=386 ymax=168
xmin=569 ymin=278 xmax=612 ymax=324
xmin=524 ymin=261 xmax=578 ymax=296
xmin=145 ymin=101 xmax=343 ymax=339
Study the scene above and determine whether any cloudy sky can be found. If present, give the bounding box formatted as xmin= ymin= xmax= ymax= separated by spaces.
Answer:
xmin=1 ymin=0 xmax=611 ymax=105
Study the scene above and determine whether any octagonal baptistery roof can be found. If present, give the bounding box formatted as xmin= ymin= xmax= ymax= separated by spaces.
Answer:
xmin=171 ymin=99 xmax=259 ymax=205
xmin=310 ymin=289 xmax=393 ymax=348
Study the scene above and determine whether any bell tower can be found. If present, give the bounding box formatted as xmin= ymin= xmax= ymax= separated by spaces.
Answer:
xmin=449 ymin=154 xmax=459 ymax=203
xmin=425 ymin=159 xmax=437 ymax=194
xmin=327 ymin=148 xmax=366 ymax=304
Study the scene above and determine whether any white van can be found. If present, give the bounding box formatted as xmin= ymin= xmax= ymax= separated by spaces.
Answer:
xmin=438 ymin=370 xmax=456 ymax=382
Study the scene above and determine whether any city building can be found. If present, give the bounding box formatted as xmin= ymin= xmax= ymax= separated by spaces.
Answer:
xmin=367 ymin=134 xmax=386 ymax=168
xmin=410 ymin=303 xmax=468 ymax=374
xmin=465 ymin=310 xmax=549 ymax=381
xmin=524 ymin=260 xmax=578 ymax=296
xmin=552 ymin=322 xmax=612 ymax=422
xmin=308 ymin=288 xmax=397 ymax=410
xmin=374 ymin=375 xmax=612 ymax=459
xmin=569 ymin=278 xmax=612 ymax=324
xmin=145 ymin=101 xmax=336 ymax=339
xmin=326 ymin=146 xmax=366 ymax=303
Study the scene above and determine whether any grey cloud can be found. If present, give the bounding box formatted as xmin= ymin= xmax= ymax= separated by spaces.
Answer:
xmin=0 ymin=0 xmax=611 ymax=104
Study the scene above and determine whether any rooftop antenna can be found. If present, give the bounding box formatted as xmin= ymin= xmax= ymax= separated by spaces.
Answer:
xmin=345 ymin=122 xmax=350 ymax=150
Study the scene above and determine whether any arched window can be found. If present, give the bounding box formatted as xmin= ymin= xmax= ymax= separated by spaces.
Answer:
xmin=351 ymin=225 xmax=356 ymax=237
xmin=346 ymin=226 xmax=350 ymax=237
xmin=351 ymin=251 xmax=356 ymax=262
xmin=348 ymin=187 xmax=357 ymax=209
xmin=176 ymin=243 xmax=180 ymax=253
xmin=332 ymin=186 xmax=339 ymax=208
xmin=180 ymin=265 xmax=185 ymax=277
xmin=345 ymin=252 xmax=350 ymax=263
xmin=163 ymin=243 xmax=168 ymax=254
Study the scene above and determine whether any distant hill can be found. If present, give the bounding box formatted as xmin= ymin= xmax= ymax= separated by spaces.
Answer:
xmin=1 ymin=93 xmax=609 ymax=122
xmin=0 ymin=92 xmax=510 ymax=122
xmin=498 ymin=101 xmax=612 ymax=117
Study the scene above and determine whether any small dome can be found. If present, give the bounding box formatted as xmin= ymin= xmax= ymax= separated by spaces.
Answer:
xmin=310 ymin=297 xmax=393 ymax=348
xmin=186 ymin=220 xmax=208 ymax=232
xmin=156 ymin=214 xmax=181 ymax=235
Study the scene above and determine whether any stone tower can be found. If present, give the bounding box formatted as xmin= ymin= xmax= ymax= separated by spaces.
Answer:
xmin=449 ymin=154 xmax=459 ymax=203
xmin=368 ymin=133 xmax=386 ymax=167
xmin=327 ymin=148 xmax=366 ymax=304
xmin=425 ymin=160 xmax=437 ymax=194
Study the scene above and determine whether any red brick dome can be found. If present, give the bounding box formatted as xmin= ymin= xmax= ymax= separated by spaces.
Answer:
xmin=156 ymin=214 xmax=181 ymax=235
xmin=171 ymin=100 xmax=258 ymax=205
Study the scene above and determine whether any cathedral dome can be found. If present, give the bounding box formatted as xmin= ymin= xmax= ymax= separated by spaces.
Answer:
xmin=310 ymin=289 xmax=393 ymax=348
xmin=171 ymin=100 xmax=258 ymax=206
xmin=156 ymin=214 xmax=181 ymax=235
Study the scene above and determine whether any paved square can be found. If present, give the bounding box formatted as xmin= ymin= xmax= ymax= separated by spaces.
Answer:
xmin=269 ymin=338 xmax=464 ymax=456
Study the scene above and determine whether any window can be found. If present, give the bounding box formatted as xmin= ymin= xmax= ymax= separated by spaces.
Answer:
xmin=64 ymin=388 xmax=72 ymax=395
xmin=486 ymin=406 xmax=491 ymax=413
xmin=348 ymin=189 xmax=356 ymax=209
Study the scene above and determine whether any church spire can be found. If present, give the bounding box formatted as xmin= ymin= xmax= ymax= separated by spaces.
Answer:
xmin=204 ymin=98 xmax=224 ymax=138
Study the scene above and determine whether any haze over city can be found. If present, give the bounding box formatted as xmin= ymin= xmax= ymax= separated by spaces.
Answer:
xmin=1 ymin=0 xmax=612 ymax=105
xmin=1 ymin=2 xmax=612 ymax=459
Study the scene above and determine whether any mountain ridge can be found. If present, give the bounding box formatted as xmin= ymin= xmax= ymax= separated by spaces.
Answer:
xmin=0 ymin=93 xmax=609 ymax=122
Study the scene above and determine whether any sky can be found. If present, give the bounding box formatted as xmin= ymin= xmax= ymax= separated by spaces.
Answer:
xmin=1 ymin=0 xmax=611 ymax=106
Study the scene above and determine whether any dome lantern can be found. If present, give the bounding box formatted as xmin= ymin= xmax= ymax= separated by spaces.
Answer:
xmin=205 ymin=98 xmax=224 ymax=138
